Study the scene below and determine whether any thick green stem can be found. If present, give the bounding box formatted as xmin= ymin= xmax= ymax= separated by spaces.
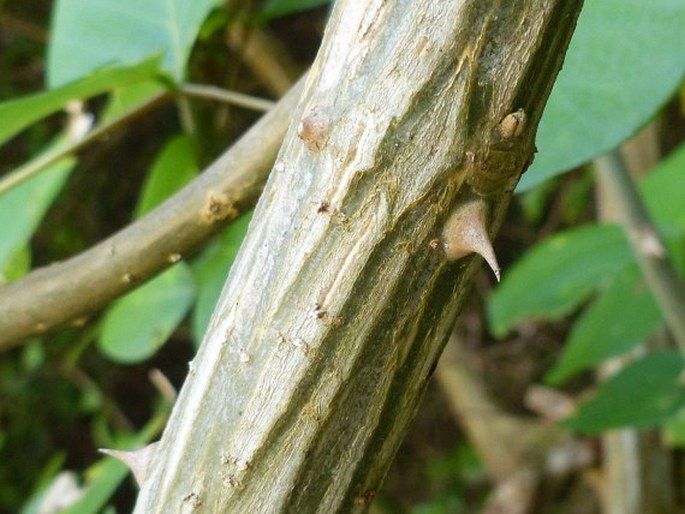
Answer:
xmin=134 ymin=1 xmax=583 ymax=511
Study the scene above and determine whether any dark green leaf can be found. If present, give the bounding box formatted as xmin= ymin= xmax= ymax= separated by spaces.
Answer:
xmin=517 ymin=179 xmax=556 ymax=223
xmin=545 ymin=265 xmax=663 ymax=384
xmin=564 ymin=352 xmax=685 ymax=433
xmin=260 ymin=0 xmax=330 ymax=21
xmin=487 ymin=224 xmax=633 ymax=337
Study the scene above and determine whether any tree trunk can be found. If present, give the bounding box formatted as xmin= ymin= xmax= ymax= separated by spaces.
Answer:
xmin=134 ymin=0 xmax=583 ymax=511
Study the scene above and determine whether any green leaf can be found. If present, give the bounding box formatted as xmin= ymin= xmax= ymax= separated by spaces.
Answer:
xmin=0 ymin=56 xmax=161 ymax=147
xmin=545 ymin=265 xmax=663 ymax=385
xmin=642 ymin=142 xmax=685 ymax=230
xmin=134 ymin=135 xmax=199 ymax=218
xmin=664 ymin=407 xmax=685 ymax=447
xmin=101 ymin=80 xmax=165 ymax=121
xmin=518 ymin=0 xmax=685 ymax=191
xmin=97 ymin=135 xmax=199 ymax=362
xmin=0 ymin=154 xmax=75 ymax=270
xmin=47 ymin=0 xmax=220 ymax=87
xmin=259 ymin=0 xmax=331 ymax=21
xmin=191 ymin=213 xmax=252 ymax=345
xmin=487 ymin=224 xmax=633 ymax=337
xmin=1 ymin=245 xmax=31 ymax=283
xmin=564 ymin=352 xmax=685 ymax=434
xmin=19 ymin=454 xmax=68 ymax=514
xmin=57 ymin=458 xmax=127 ymax=514
xmin=98 ymin=264 xmax=196 ymax=363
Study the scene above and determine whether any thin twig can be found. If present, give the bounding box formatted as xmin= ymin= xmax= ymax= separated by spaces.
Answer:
xmin=179 ymin=83 xmax=276 ymax=112
xmin=0 ymin=92 xmax=170 ymax=196
xmin=0 ymin=87 xmax=268 ymax=199
xmin=438 ymin=334 xmax=594 ymax=511
xmin=0 ymin=77 xmax=304 ymax=351
xmin=594 ymin=150 xmax=685 ymax=352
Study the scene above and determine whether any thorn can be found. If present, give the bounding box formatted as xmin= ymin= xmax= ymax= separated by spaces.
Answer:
xmin=100 ymin=442 xmax=159 ymax=486
xmin=441 ymin=199 xmax=501 ymax=281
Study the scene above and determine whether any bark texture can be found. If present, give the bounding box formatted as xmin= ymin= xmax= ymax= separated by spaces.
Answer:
xmin=135 ymin=0 xmax=583 ymax=511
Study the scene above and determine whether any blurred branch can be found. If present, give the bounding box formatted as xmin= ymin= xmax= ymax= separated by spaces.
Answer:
xmin=179 ymin=83 xmax=275 ymax=112
xmin=1 ymin=12 xmax=48 ymax=42
xmin=594 ymin=150 xmax=685 ymax=352
xmin=0 ymin=77 xmax=304 ymax=352
xmin=226 ymin=21 xmax=301 ymax=96
xmin=437 ymin=335 xmax=594 ymax=512
xmin=437 ymin=338 xmax=553 ymax=480
xmin=482 ymin=467 xmax=538 ymax=514
xmin=0 ymin=81 xmax=273 ymax=198
xmin=601 ymin=429 xmax=674 ymax=514
xmin=595 ymin=126 xmax=676 ymax=514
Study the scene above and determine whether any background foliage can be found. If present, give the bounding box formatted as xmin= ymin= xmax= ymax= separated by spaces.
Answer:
xmin=0 ymin=0 xmax=683 ymax=512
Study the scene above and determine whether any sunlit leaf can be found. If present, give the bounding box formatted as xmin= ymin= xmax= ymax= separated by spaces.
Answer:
xmin=100 ymin=80 xmax=165 ymax=121
xmin=642 ymin=142 xmax=685 ymax=230
xmin=48 ymin=0 xmax=220 ymax=86
xmin=519 ymin=0 xmax=685 ymax=190
xmin=664 ymin=407 xmax=685 ymax=447
xmin=134 ymin=135 xmax=198 ymax=218
xmin=1 ymin=245 xmax=31 ymax=283
xmin=0 ymin=56 xmax=160 ymax=147
xmin=0 ymin=153 xmax=75 ymax=270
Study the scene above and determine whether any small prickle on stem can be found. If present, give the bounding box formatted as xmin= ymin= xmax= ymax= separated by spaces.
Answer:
xmin=100 ymin=442 xmax=159 ymax=486
xmin=441 ymin=199 xmax=501 ymax=281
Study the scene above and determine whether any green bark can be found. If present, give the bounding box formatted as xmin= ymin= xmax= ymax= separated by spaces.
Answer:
xmin=135 ymin=0 xmax=583 ymax=511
